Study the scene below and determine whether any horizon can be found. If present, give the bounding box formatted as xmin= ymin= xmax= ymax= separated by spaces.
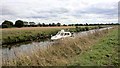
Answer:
xmin=1 ymin=0 xmax=119 ymax=24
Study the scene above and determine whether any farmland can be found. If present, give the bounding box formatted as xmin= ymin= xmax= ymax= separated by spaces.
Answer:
xmin=1 ymin=26 xmax=99 ymax=45
xmin=2 ymin=26 xmax=118 ymax=66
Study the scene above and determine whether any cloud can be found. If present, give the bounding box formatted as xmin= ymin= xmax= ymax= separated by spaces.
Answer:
xmin=0 ymin=0 xmax=119 ymax=24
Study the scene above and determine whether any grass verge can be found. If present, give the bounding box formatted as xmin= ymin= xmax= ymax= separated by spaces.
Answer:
xmin=68 ymin=26 xmax=119 ymax=66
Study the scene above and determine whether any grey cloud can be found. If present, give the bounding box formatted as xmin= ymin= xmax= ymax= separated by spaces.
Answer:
xmin=72 ymin=4 xmax=117 ymax=18
xmin=0 ymin=5 xmax=16 ymax=15
xmin=1 ymin=0 xmax=118 ymax=24
xmin=36 ymin=8 xmax=69 ymax=14
xmin=87 ymin=7 xmax=117 ymax=16
xmin=48 ymin=8 xmax=69 ymax=14
xmin=1 ymin=6 xmax=16 ymax=15
xmin=28 ymin=14 xmax=57 ymax=19
xmin=27 ymin=8 xmax=69 ymax=19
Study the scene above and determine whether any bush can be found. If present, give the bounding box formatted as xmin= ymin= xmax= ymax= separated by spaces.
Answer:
xmin=2 ymin=20 xmax=13 ymax=28
xmin=2 ymin=24 xmax=9 ymax=28
xmin=15 ymin=20 xmax=24 ymax=27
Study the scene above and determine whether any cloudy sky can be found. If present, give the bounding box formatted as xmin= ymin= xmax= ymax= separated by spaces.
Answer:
xmin=0 ymin=0 xmax=119 ymax=24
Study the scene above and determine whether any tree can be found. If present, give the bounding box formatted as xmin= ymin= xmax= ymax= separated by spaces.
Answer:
xmin=2 ymin=24 xmax=9 ymax=28
xmin=56 ymin=22 xmax=61 ymax=26
xmin=38 ymin=23 xmax=42 ymax=27
xmin=75 ymin=24 xmax=79 ymax=26
xmin=29 ymin=22 xmax=35 ymax=25
xmin=2 ymin=20 xmax=13 ymax=28
xmin=51 ymin=23 xmax=56 ymax=26
xmin=68 ymin=24 xmax=74 ymax=26
xmin=63 ymin=24 xmax=67 ymax=26
xmin=15 ymin=20 xmax=24 ymax=27
xmin=29 ymin=22 xmax=36 ymax=27
xmin=42 ymin=23 xmax=46 ymax=27
xmin=48 ymin=23 xmax=52 ymax=26
xmin=23 ymin=21 xmax=28 ymax=27
xmin=85 ymin=23 xmax=88 ymax=26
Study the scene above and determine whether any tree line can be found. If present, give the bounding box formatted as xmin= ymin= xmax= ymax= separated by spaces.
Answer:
xmin=1 ymin=20 xmax=119 ymax=28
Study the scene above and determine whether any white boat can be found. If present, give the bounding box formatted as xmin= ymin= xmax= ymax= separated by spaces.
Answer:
xmin=51 ymin=29 xmax=72 ymax=40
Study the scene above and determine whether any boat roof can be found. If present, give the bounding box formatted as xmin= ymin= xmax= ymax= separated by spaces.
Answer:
xmin=59 ymin=29 xmax=71 ymax=33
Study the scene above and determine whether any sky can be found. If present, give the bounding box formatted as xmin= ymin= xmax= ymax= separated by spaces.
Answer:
xmin=0 ymin=0 xmax=119 ymax=24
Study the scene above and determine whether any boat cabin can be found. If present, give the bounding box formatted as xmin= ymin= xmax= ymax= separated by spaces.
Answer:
xmin=51 ymin=29 xmax=72 ymax=40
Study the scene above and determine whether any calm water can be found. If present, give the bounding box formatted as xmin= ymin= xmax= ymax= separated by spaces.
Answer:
xmin=1 ymin=41 xmax=55 ymax=60
xmin=1 ymin=27 xmax=112 ymax=60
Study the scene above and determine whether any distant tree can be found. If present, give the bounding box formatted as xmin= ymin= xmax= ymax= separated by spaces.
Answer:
xmin=46 ymin=23 xmax=48 ymax=26
xmin=29 ymin=22 xmax=35 ymax=25
xmin=42 ymin=23 xmax=46 ymax=27
xmin=2 ymin=20 xmax=13 ymax=28
xmin=85 ymin=23 xmax=88 ymax=26
xmin=75 ymin=24 xmax=79 ymax=26
xmin=68 ymin=24 xmax=72 ymax=26
xmin=2 ymin=24 xmax=9 ymax=28
xmin=38 ymin=23 xmax=42 ymax=27
xmin=116 ymin=23 xmax=119 ymax=25
xmin=23 ymin=21 xmax=28 ymax=27
xmin=56 ymin=22 xmax=61 ymax=26
xmin=79 ymin=24 xmax=83 ymax=26
xmin=71 ymin=24 xmax=75 ymax=26
xmin=49 ymin=23 xmax=52 ymax=26
xmin=51 ymin=23 xmax=56 ymax=26
xmin=15 ymin=20 xmax=24 ymax=27
xmin=63 ymin=24 xmax=67 ymax=26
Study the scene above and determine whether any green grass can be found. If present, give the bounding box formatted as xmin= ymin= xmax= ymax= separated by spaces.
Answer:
xmin=68 ymin=27 xmax=119 ymax=66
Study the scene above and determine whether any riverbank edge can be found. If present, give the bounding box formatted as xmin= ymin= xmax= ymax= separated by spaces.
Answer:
xmin=2 ymin=26 xmax=101 ymax=46
xmin=67 ymin=27 xmax=119 ymax=66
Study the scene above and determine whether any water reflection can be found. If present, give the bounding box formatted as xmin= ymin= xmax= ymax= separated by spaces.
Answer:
xmin=2 ymin=41 xmax=55 ymax=60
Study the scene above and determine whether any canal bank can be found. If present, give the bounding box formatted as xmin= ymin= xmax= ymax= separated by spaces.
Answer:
xmin=2 ymin=27 xmax=114 ymax=66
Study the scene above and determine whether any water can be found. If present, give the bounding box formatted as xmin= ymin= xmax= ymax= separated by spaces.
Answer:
xmin=1 ymin=41 xmax=55 ymax=60
xmin=1 ymin=27 xmax=112 ymax=60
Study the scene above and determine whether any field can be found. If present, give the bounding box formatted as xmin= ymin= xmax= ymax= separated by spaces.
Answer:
xmin=1 ymin=26 xmax=99 ymax=45
xmin=2 ymin=26 xmax=118 ymax=66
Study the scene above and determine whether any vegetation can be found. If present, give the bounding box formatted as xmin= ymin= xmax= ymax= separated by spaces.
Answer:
xmin=2 ymin=27 xmax=73 ymax=45
xmin=68 ymin=27 xmax=119 ymax=66
xmin=15 ymin=20 xmax=24 ymax=27
xmin=2 ymin=20 xmax=13 ymax=28
xmin=2 ymin=26 xmax=101 ymax=45
xmin=1 ymin=20 xmax=119 ymax=28
xmin=2 ymin=26 xmax=118 ymax=66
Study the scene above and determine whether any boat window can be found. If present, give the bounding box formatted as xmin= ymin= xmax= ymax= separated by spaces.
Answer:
xmin=65 ymin=33 xmax=69 ymax=35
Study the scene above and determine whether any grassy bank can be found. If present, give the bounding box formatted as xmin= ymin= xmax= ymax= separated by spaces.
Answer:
xmin=68 ymin=26 xmax=119 ymax=66
xmin=2 ymin=26 xmax=114 ymax=66
xmin=2 ymin=26 xmax=99 ymax=45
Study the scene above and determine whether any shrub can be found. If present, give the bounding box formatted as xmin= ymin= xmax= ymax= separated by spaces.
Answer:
xmin=2 ymin=24 xmax=9 ymax=28
xmin=15 ymin=20 xmax=24 ymax=27
xmin=2 ymin=20 xmax=13 ymax=28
